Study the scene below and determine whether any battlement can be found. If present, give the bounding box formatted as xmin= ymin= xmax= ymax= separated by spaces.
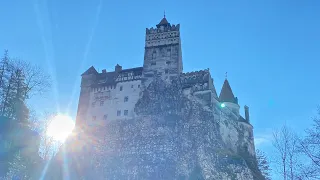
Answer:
xmin=181 ymin=69 xmax=210 ymax=84
xmin=146 ymin=24 xmax=180 ymax=34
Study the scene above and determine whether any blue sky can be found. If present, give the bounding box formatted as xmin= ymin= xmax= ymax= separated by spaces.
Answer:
xmin=1 ymin=0 xmax=320 ymax=178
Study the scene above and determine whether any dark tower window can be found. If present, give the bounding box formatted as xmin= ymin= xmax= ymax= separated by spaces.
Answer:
xmin=124 ymin=96 xmax=129 ymax=102
xmin=124 ymin=110 xmax=128 ymax=116
xmin=120 ymin=86 xmax=123 ymax=91
xmin=152 ymin=50 xmax=157 ymax=59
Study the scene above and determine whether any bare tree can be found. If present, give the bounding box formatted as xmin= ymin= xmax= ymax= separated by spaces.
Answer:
xmin=37 ymin=112 xmax=58 ymax=161
xmin=272 ymin=125 xmax=302 ymax=180
xmin=0 ymin=50 xmax=51 ymax=120
xmin=256 ymin=149 xmax=272 ymax=180
xmin=300 ymin=108 xmax=320 ymax=179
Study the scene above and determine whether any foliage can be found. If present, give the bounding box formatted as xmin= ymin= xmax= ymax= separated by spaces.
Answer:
xmin=2 ymin=153 xmax=29 ymax=180
xmin=0 ymin=50 xmax=50 ymax=120
xmin=0 ymin=50 xmax=50 ymax=179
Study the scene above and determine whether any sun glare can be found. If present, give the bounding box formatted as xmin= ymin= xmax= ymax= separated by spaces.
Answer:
xmin=47 ymin=114 xmax=75 ymax=142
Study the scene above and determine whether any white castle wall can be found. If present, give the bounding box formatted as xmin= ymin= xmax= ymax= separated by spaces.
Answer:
xmin=86 ymin=80 xmax=142 ymax=123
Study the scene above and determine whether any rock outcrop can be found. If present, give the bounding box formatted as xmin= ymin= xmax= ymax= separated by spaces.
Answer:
xmin=46 ymin=78 xmax=264 ymax=180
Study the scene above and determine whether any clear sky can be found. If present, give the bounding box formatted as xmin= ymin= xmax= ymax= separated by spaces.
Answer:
xmin=1 ymin=0 xmax=320 ymax=178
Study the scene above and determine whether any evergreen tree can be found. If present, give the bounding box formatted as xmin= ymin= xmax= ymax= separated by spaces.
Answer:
xmin=0 ymin=50 xmax=50 ymax=179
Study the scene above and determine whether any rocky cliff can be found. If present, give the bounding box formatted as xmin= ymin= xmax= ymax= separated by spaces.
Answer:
xmin=46 ymin=78 xmax=264 ymax=180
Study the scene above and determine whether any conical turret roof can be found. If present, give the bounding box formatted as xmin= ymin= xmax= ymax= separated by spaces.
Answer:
xmin=157 ymin=16 xmax=170 ymax=28
xmin=219 ymin=79 xmax=238 ymax=104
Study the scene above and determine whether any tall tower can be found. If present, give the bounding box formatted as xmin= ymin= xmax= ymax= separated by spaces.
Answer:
xmin=142 ymin=15 xmax=183 ymax=88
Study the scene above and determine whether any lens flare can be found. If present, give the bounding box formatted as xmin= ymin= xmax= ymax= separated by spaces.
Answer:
xmin=47 ymin=114 xmax=75 ymax=142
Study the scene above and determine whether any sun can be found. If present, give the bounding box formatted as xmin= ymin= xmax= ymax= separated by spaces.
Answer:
xmin=47 ymin=114 xmax=75 ymax=142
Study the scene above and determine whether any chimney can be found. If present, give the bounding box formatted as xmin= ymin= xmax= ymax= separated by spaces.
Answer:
xmin=102 ymin=69 xmax=107 ymax=73
xmin=115 ymin=64 xmax=122 ymax=72
xmin=244 ymin=105 xmax=250 ymax=122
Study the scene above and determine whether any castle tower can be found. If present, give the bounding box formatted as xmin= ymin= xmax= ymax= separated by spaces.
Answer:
xmin=219 ymin=79 xmax=240 ymax=116
xmin=76 ymin=66 xmax=98 ymax=129
xmin=142 ymin=15 xmax=183 ymax=88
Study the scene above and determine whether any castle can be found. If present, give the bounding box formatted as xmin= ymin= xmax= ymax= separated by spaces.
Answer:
xmin=75 ymin=16 xmax=254 ymax=155
xmin=50 ymin=16 xmax=262 ymax=180
xmin=76 ymin=15 xmax=251 ymax=127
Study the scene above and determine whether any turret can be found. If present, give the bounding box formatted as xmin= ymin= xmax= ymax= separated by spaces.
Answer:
xmin=244 ymin=105 xmax=250 ymax=123
xmin=115 ymin=64 xmax=122 ymax=73
xmin=142 ymin=15 xmax=183 ymax=89
xmin=76 ymin=66 xmax=98 ymax=128
xmin=219 ymin=78 xmax=240 ymax=116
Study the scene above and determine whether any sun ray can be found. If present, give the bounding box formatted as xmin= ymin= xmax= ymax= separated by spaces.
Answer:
xmin=67 ymin=0 xmax=103 ymax=112
xmin=33 ymin=0 xmax=60 ymax=112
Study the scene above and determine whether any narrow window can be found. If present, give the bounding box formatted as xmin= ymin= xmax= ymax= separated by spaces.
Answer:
xmin=117 ymin=110 xmax=121 ymax=116
xmin=165 ymin=69 xmax=169 ymax=74
xmin=124 ymin=110 xmax=128 ymax=116
xmin=152 ymin=50 xmax=156 ymax=59
xmin=100 ymin=101 xmax=104 ymax=106
xmin=124 ymin=96 xmax=129 ymax=102
xmin=138 ymin=85 xmax=140 ymax=88
xmin=166 ymin=61 xmax=171 ymax=65
xmin=120 ymin=86 xmax=123 ymax=91
xmin=103 ymin=114 xmax=108 ymax=120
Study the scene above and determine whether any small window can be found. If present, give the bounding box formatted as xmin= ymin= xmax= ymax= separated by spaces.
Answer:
xmin=92 ymin=116 xmax=96 ymax=121
xmin=124 ymin=110 xmax=128 ymax=116
xmin=120 ymin=86 xmax=123 ymax=91
xmin=103 ymin=114 xmax=108 ymax=120
xmin=100 ymin=101 xmax=104 ymax=106
xmin=124 ymin=96 xmax=129 ymax=102
xmin=165 ymin=69 xmax=169 ymax=74
xmin=131 ymin=85 xmax=134 ymax=88
xmin=138 ymin=85 xmax=140 ymax=88
xmin=166 ymin=61 xmax=171 ymax=65
xmin=152 ymin=51 xmax=156 ymax=59
xmin=117 ymin=110 xmax=121 ymax=116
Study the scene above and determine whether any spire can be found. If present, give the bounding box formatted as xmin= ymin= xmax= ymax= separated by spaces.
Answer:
xmin=157 ymin=13 xmax=170 ymax=28
xmin=219 ymin=78 xmax=238 ymax=104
